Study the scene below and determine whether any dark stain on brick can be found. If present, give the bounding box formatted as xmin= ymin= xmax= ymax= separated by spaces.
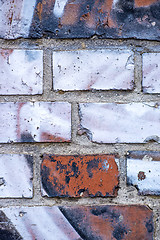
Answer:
xmin=24 ymin=155 xmax=33 ymax=174
xmin=87 ymin=158 xmax=100 ymax=178
xmin=0 ymin=211 xmax=22 ymax=240
xmin=138 ymin=171 xmax=146 ymax=181
xmin=126 ymin=151 xmax=160 ymax=161
xmin=112 ymin=224 xmax=128 ymax=240
xmin=59 ymin=205 xmax=153 ymax=240
xmin=28 ymin=0 xmax=160 ymax=40
xmin=146 ymin=219 xmax=154 ymax=233
xmin=1 ymin=0 xmax=160 ymax=39
xmin=41 ymin=154 xmax=119 ymax=197
xmin=20 ymin=133 xmax=35 ymax=143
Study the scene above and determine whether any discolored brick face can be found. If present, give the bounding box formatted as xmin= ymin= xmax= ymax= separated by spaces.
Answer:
xmin=127 ymin=151 xmax=160 ymax=195
xmin=0 ymin=0 xmax=160 ymax=40
xmin=60 ymin=205 xmax=153 ymax=240
xmin=0 ymin=205 xmax=153 ymax=240
xmin=0 ymin=102 xmax=71 ymax=143
xmin=41 ymin=154 xmax=119 ymax=197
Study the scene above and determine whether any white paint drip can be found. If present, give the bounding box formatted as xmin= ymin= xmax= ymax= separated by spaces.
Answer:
xmin=53 ymin=0 xmax=68 ymax=18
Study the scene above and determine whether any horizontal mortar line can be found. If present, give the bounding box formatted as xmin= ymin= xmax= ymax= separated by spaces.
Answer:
xmin=0 ymin=38 xmax=160 ymax=50
xmin=0 ymin=143 xmax=160 ymax=154
xmin=0 ymin=197 xmax=160 ymax=207
xmin=1 ymin=94 xmax=160 ymax=102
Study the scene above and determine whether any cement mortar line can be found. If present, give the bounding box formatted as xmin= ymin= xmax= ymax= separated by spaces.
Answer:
xmin=1 ymin=92 xmax=160 ymax=102
xmin=0 ymin=193 xmax=160 ymax=207
xmin=0 ymin=143 xmax=160 ymax=155
xmin=0 ymin=38 xmax=160 ymax=52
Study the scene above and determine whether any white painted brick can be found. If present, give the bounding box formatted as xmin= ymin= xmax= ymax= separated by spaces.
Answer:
xmin=79 ymin=102 xmax=160 ymax=143
xmin=53 ymin=49 xmax=134 ymax=91
xmin=0 ymin=0 xmax=36 ymax=39
xmin=127 ymin=158 xmax=160 ymax=195
xmin=0 ymin=102 xmax=71 ymax=143
xmin=0 ymin=154 xmax=33 ymax=198
xmin=1 ymin=206 xmax=81 ymax=239
xmin=143 ymin=53 xmax=160 ymax=93
xmin=0 ymin=50 xmax=43 ymax=95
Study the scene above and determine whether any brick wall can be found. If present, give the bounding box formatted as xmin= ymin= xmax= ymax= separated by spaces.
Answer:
xmin=0 ymin=1 xmax=160 ymax=239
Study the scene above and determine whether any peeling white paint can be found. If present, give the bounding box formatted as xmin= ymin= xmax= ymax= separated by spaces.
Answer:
xmin=0 ymin=0 xmax=36 ymax=39
xmin=0 ymin=154 xmax=33 ymax=198
xmin=79 ymin=102 xmax=160 ymax=143
xmin=127 ymin=159 xmax=160 ymax=195
xmin=2 ymin=206 xmax=81 ymax=240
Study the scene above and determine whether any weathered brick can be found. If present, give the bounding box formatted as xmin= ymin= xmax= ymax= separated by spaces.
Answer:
xmin=53 ymin=50 xmax=134 ymax=91
xmin=142 ymin=53 xmax=160 ymax=93
xmin=0 ymin=1 xmax=160 ymax=40
xmin=0 ymin=50 xmax=43 ymax=95
xmin=127 ymin=151 xmax=160 ymax=195
xmin=79 ymin=102 xmax=160 ymax=143
xmin=0 ymin=102 xmax=71 ymax=143
xmin=41 ymin=154 xmax=119 ymax=197
xmin=0 ymin=205 xmax=153 ymax=239
xmin=0 ymin=154 xmax=33 ymax=198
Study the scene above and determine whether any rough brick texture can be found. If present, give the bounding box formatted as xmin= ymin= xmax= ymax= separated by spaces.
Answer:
xmin=0 ymin=205 xmax=153 ymax=240
xmin=0 ymin=102 xmax=71 ymax=143
xmin=0 ymin=154 xmax=33 ymax=198
xmin=0 ymin=49 xmax=43 ymax=95
xmin=1 ymin=1 xmax=160 ymax=239
xmin=53 ymin=50 xmax=134 ymax=91
xmin=79 ymin=102 xmax=160 ymax=143
xmin=127 ymin=151 xmax=160 ymax=195
xmin=0 ymin=0 xmax=160 ymax=40
xmin=41 ymin=154 xmax=119 ymax=197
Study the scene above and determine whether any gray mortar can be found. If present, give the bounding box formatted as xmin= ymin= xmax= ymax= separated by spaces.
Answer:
xmin=0 ymin=38 xmax=160 ymax=239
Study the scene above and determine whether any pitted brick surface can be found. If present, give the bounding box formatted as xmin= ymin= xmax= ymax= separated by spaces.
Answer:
xmin=0 ymin=0 xmax=160 ymax=40
xmin=41 ymin=154 xmax=119 ymax=197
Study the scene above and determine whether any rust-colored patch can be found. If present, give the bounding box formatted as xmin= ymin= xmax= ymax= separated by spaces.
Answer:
xmin=41 ymin=154 xmax=119 ymax=197
xmin=61 ymin=4 xmax=80 ymax=26
xmin=40 ymin=132 xmax=70 ymax=143
xmin=138 ymin=171 xmax=146 ymax=181
xmin=37 ymin=3 xmax=43 ymax=21
xmin=135 ymin=0 xmax=158 ymax=8
xmin=60 ymin=205 xmax=153 ymax=240
xmin=0 ymin=49 xmax=13 ymax=59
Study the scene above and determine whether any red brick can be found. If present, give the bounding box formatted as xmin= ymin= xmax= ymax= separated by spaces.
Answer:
xmin=41 ymin=154 xmax=119 ymax=197
xmin=60 ymin=205 xmax=153 ymax=240
xmin=1 ymin=0 xmax=160 ymax=40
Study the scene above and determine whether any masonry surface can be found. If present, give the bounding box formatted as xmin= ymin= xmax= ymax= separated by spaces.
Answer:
xmin=0 ymin=1 xmax=160 ymax=240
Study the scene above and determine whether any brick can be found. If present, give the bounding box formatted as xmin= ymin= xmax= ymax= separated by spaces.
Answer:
xmin=53 ymin=50 xmax=134 ymax=91
xmin=127 ymin=151 xmax=160 ymax=195
xmin=0 ymin=154 xmax=33 ymax=198
xmin=0 ymin=1 xmax=160 ymax=40
xmin=0 ymin=49 xmax=43 ymax=95
xmin=142 ymin=53 xmax=160 ymax=93
xmin=0 ymin=205 xmax=153 ymax=239
xmin=41 ymin=154 xmax=119 ymax=197
xmin=0 ymin=102 xmax=71 ymax=143
xmin=79 ymin=102 xmax=160 ymax=143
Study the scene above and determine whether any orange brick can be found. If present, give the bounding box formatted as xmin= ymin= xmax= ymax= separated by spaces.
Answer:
xmin=41 ymin=154 xmax=119 ymax=197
